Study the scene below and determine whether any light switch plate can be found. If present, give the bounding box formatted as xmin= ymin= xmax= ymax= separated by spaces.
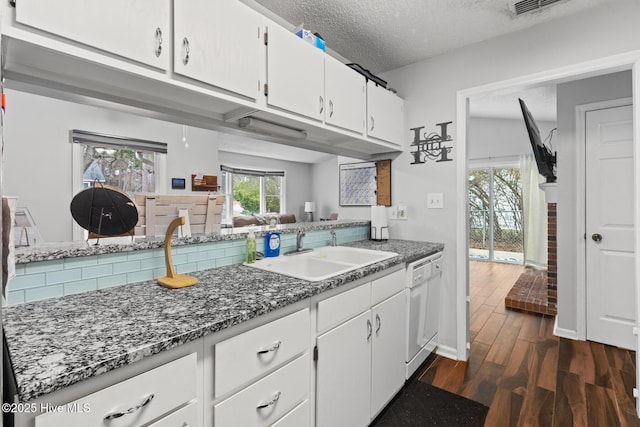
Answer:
xmin=427 ymin=193 xmax=443 ymax=209
xmin=397 ymin=203 xmax=407 ymax=220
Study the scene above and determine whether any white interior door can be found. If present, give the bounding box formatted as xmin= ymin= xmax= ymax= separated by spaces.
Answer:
xmin=585 ymin=104 xmax=635 ymax=350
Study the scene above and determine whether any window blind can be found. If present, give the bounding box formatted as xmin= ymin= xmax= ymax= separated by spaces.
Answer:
xmin=220 ymin=165 xmax=285 ymax=177
xmin=71 ymin=129 xmax=168 ymax=154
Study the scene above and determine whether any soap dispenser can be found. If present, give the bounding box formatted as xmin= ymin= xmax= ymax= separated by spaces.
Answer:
xmin=246 ymin=230 xmax=257 ymax=263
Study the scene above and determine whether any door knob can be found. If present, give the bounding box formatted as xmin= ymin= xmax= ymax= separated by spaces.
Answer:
xmin=592 ymin=233 xmax=603 ymax=242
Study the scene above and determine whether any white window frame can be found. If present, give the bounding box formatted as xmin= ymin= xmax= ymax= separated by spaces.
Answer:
xmin=71 ymin=130 xmax=167 ymax=240
xmin=220 ymin=165 xmax=285 ymax=222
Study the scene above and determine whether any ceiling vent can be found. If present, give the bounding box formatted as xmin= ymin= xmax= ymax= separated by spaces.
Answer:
xmin=510 ymin=0 xmax=567 ymax=16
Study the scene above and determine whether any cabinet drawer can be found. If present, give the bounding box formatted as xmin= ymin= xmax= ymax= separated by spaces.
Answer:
xmin=317 ymin=282 xmax=371 ymax=333
xmin=271 ymin=399 xmax=310 ymax=427
xmin=214 ymin=355 xmax=309 ymax=427
xmin=148 ymin=401 xmax=198 ymax=427
xmin=372 ymin=268 xmax=406 ymax=305
xmin=35 ymin=353 xmax=197 ymax=427
xmin=215 ymin=308 xmax=309 ymax=397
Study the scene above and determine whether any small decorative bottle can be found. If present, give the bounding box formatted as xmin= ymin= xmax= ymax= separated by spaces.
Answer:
xmin=246 ymin=230 xmax=257 ymax=264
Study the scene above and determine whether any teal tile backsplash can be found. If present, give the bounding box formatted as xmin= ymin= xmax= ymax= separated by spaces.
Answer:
xmin=6 ymin=225 xmax=370 ymax=305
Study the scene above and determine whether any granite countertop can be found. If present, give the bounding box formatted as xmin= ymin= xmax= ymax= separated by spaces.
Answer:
xmin=15 ymin=219 xmax=369 ymax=264
xmin=3 ymin=239 xmax=444 ymax=402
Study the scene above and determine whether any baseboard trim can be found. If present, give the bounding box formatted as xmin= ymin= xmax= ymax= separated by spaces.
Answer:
xmin=435 ymin=344 xmax=459 ymax=360
xmin=554 ymin=316 xmax=579 ymax=340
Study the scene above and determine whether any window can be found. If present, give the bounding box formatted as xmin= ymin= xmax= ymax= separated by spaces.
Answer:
xmin=72 ymin=130 xmax=167 ymax=194
xmin=220 ymin=165 xmax=285 ymax=220
xmin=468 ymin=166 xmax=523 ymax=263
xmin=71 ymin=130 xmax=167 ymax=240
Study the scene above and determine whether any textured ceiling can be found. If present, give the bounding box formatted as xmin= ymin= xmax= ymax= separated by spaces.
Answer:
xmin=250 ymin=0 xmax=614 ymax=74
xmin=470 ymin=85 xmax=557 ymax=121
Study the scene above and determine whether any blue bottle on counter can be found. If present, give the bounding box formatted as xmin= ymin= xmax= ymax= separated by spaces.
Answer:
xmin=264 ymin=232 xmax=281 ymax=257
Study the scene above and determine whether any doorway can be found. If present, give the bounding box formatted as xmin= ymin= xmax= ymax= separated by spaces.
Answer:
xmin=581 ymin=101 xmax=635 ymax=350
xmin=468 ymin=166 xmax=523 ymax=264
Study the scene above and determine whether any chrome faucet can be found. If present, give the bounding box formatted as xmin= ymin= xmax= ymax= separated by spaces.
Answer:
xmin=330 ymin=230 xmax=337 ymax=247
xmin=296 ymin=230 xmax=306 ymax=251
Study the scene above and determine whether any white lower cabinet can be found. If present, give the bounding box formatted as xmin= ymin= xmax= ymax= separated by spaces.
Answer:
xmin=148 ymin=401 xmax=198 ymax=427
xmin=315 ymin=269 xmax=408 ymax=427
xmin=34 ymin=353 xmax=197 ymax=427
xmin=213 ymin=355 xmax=309 ymax=427
xmin=370 ymin=291 xmax=407 ymax=418
xmin=271 ymin=400 xmax=311 ymax=427
xmin=316 ymin=309 xmax=373 ymax=427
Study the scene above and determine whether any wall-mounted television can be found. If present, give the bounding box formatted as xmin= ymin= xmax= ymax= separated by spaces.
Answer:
xmin=518 ymin=98 xmax=556 ymax=183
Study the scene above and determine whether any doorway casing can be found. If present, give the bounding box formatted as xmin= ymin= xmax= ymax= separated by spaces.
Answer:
xmin=454 ymin=51 xmax=640 ymax=364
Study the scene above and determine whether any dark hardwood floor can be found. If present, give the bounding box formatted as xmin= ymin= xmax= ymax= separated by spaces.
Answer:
xmin=417 ymin=260 xmax=639 ymax=427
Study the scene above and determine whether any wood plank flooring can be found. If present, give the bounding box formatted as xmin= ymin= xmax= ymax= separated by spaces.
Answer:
xmin=417 ymin=260 xmax=639 ymax=427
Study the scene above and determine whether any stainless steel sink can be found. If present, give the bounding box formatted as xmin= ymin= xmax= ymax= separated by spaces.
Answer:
xmin=245 ymin=245 xmax=398 ymax=281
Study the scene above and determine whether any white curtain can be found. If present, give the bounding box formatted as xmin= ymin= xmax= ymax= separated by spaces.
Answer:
xmin=520 ymin=154 xmax=548 ymax=268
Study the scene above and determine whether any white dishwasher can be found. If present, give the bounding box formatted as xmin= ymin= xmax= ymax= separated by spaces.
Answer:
xmin=405 ymin=253 xmax=442 ymax=379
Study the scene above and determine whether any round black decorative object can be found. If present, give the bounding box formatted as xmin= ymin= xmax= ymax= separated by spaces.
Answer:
xmin=70 ymin=185 xmax=138 ymax=237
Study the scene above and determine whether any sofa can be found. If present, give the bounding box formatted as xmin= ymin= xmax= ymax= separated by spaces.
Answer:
xmin=232 ymin=213 xmax=297 ymax=228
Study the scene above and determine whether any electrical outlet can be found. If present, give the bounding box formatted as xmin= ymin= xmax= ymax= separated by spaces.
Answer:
xmin=427 ymin=193 xmax=443 ymax=209
xmin=388 ymin=205 xmax=398 ymax=220
xmin=397 ymin=203 xmax=408 ymax=220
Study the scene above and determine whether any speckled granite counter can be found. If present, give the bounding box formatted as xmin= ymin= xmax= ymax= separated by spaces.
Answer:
xmin=4 ymin=239 xmax=443 ymax=402
xmin=15 ymin=219 xmax=369 ymax=264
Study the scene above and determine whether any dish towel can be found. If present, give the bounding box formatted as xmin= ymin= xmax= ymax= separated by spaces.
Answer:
xmin=2 ymin=196 xmax=17 ymax=296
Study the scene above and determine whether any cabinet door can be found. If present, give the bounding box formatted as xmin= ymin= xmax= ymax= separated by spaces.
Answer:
xmin=174 ymin=0 xmax=261 ymax=99
xmin=367 ymin=81 xmax=404 ymax=144
xmin=15 ymin=0 xmax=170 ymax=70
xmin=266 ymin=23 xmax=325 ymax=121
xmin=325 ymin=56 xmax=365 ymax=133
xmin=316 ymin=310 xmax=371 ymax=427
xmin=371 ymin=291 xmax=407 ymax=418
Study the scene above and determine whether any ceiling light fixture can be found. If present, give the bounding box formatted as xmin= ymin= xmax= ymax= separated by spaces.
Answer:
xmin=238 ymin=117 xmax=307 ymax=140
xmin=409 ymin=121 xmax=453 ymax=164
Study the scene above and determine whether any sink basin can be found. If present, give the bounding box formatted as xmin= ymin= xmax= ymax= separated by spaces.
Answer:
xmin=245 ymin=245 xmax=398 ymax=281
xmin=309 ymin=246 xmax=397 ymax=266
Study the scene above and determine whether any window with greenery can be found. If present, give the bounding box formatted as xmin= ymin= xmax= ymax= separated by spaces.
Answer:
xmin=220 ymin=165 xmax=284 ymax=219
xmin=73 ymin=130 xmax=166 ymax=194
xmin=468 ymin=166 xmax=523 ymax=263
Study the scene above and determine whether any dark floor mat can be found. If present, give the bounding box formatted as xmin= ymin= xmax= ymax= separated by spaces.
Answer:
xmin=371 ymin=380 xmax=489 ymax=426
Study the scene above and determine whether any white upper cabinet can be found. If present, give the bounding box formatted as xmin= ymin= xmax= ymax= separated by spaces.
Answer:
xmin=324 ymin=56 xmax=366 ymax=133
xmin=14 ymin=0 xmax=170 ymax=70
xmin=367 ymin=81 xmax=405 ymax=145
xmin=266 ymin=23 xmax=325 ymax=121
xmin=174 ymin=0 xmax=262 ymax=99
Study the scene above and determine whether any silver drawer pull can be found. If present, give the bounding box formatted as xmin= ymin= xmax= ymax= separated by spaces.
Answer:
xmin=104 ymin=393 xmax=155 ymax=421
xmin=257 ymin=391 xmax=281 ymax=410
xmin=257 ymin=340 xmax=281 ymax=355
xmin=366 ymin=319 xmax=372 ymax=341
xmin=376 ymin=314 xmax=381 ymax=334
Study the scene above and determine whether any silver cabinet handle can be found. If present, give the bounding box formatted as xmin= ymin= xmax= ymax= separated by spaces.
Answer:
xmin=375 ymin=314 xmax=381 ymax=334
xmin=182 ymin=37 xmax=190 ymax=66
xmin=370 ymin=117 xmax=375 ymax=131
xmin=329 ymin=100 xmax=334 ymax=117
xmin=319 ymin=96 xmax=324 ymax=114
xmin=104 ymin=393 xmax=155 ymax=421
xmin=257 ymin=340 xmax=281 ymax=355
xmin=154 ymin=27 xmax=163 ymax=58
xmin=366 ymin=319 xmax=372 ymax=341
xmin=592 ymin=233 xmax=603 ymax=242
xmin=257 ymin=391 xmax=281 ymax=410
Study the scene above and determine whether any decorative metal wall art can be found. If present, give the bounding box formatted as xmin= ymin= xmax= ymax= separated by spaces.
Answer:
xmin=409 ymin=121 xmax=453 ymax=164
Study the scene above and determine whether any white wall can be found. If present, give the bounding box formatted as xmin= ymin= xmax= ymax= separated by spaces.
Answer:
xmin=3 ymin=89 xmax=219 ymax=242
xmin=556 ymin=70 xmax=633 ymax=334
xmin=380 ymin=0 xmax=640 ymax=354
xmin=218 ymin=151 xmax=313 ymax=221
xmin=468 ymin=117 xmax=557 ymax=161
